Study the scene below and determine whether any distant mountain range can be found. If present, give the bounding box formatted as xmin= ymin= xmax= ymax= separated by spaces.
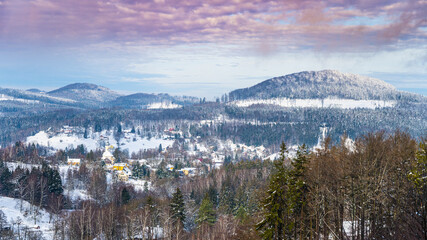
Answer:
xmin=0 ymin=82 xmax=199 ymax=115
xmin=0 ymin=70 xmax=425 ymax=116
xmin=0 ymin=70 xmax=425 ymax=148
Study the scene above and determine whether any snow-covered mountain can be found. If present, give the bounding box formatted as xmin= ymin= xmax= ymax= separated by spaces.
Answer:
xmin=0 ymin=87 xmax=81 ymax=116
xmin=229 ymin=70 xmax=419 ymax=101
xmin=0 ymin=83 xmax=201 ymax=116
xmin=47 ymin=83 xmax=121 ymax=106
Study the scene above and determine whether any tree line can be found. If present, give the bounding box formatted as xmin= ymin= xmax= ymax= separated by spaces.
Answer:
xmin=257 ymin=131 xmax=427 ymax=239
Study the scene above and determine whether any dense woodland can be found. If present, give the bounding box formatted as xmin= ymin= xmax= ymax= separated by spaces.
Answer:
xmin=1 ymin=100 xmax=425 ymax=149
xmin=0 ymin=131 xmax=424 ymax=239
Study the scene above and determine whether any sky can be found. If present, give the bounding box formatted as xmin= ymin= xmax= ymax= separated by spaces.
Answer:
xmin=0 ymin=0 xmax=426 ymax=99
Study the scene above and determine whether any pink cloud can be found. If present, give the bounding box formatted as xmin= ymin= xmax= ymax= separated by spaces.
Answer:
xmin=0 ymin=0 xmax=425 ymax=51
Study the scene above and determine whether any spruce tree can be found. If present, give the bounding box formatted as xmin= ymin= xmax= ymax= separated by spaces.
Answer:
xmin=132 ymin=162 xmax=143 ymax=179
xmin=170 ymin=188 xmax=186 ymax=224
xmin=42 ymin=162 xmax=63 ymax=195
xmin=196 ymin=194 xmax=216 ymax=227
xmin=48 ymin=169 xmax=63 ymax=195
xmin=286 ymin=144 xmax=309 ymax=239
xmin=256 ymin=142 xmax=289 ymax=240
xmin=0 ymin=168 xmax=12 ymax=195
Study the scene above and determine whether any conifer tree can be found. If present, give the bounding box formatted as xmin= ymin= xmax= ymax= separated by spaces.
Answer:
xmin=256 ymin=142 xmax=289 ymax=240
xmin=42 ymin=162 xmax=63 ymax=195
xmin=48 ymin=169 xmax=63 ymax=195
xmin=409 ymin=137 xmax=427 ymax=237
xmin=132 ymin=162 xmax=143 ymax=179
xmin=286 ymin=144 xmax=309 ymax=239
xmin=0 ymin=167 xmax=12 ymax=195
xmin=196 ymin=194 xmax=216 ymax=227
xmin=219 ymin=177 xmax=235 ymax=214
xmin=170 ymin=188 xmax=186 ymax=224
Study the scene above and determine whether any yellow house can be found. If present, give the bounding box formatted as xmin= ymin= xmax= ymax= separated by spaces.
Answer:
xmin=67 ymin=158 xmax=81 ymax=166
xmin=112 ymin=163 xmax=128 ymax=171
xmin=178 ymin=167 xmax=197 ymax=176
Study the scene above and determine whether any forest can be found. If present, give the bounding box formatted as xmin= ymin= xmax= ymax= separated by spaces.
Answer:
xmin=0 ymin=130 xmax=425 ymax=239
xmin=1 ymin=99 xmax=425 ymax=150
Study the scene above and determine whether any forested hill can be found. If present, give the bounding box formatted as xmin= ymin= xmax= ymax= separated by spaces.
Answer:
xmin=229 ymin=70 xmax=422 ymax=101
xmin=47 ymin=83 xmax=121 ymax=106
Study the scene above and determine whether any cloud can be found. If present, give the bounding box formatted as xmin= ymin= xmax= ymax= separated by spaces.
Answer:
xmin=0 ymin=0 xmax=425 ymax=52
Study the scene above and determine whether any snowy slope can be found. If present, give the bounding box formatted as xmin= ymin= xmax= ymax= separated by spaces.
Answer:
xmin=26 ymin=130 xmax=174 ymax=154
xmin=0 ymin=196 xmax=54 ymax=239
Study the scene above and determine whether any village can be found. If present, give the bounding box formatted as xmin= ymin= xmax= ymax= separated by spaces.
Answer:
xmin=59 ymin=124 xmax=271 ymax=184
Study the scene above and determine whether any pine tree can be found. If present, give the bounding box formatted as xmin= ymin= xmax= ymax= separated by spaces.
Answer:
xmin=144 ymin=181 xmax=149 ymax=192
xmin=132 ymin=162 xmax=142 ymax=179
xmin=121 ymin=187 xmax=131 ymax=205
xmin=48 ymin=169 xmax=63 ymax=195
xmin=94 ymin=123 xmax=102 ymax=132
xmin=196 ymin=194 xmax=216 ymax=227
xmin=42 ymin=162 xmax=63 ymax=195
xmin=170 ymin=188 xmax=186 ymax=224
xmin=84 ymin=128 xmax=88 ymax=139
xmin=256 ymin=142 xmax=289 ymax=240
xmin=0 ymin=167 xmax=12 ymax=195
xmin=117 ymin=124 xmax=122 ymax=134
xmin=86 ymin=150 xmax=95 ymax=162
xmin=286 ymin=144 xmax=310 ymax=239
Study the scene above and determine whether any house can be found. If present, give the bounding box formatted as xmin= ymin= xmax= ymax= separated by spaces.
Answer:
xmin=178 ymin=167 xmax=197 ymax=176
xmin=67 ymin=158 xmax=81 ymax=166
xmin=117 ymin=171 xmax=129 ymax=181
xmin=112 ymin=163 xmax=128 ymax=171
xmin=111 ymin=163 xmax=132 ymax=181
xmin=166 ymin=164 xmax=174 ymax=171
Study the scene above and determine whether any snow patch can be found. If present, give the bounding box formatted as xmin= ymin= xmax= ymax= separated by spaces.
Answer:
xmin=26 ymin=130 xmax=174 ymax=154
xmin=230 ymin=97 xmax=396 ymax=109
xmin=0 ymin=94 xmax=40 ymax=104
xmin=147 ymin=102 xmax=182 ymax=109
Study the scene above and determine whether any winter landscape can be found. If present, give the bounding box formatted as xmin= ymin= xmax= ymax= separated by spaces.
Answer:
xmin=0 ymin=0 xmax=426 ymax=239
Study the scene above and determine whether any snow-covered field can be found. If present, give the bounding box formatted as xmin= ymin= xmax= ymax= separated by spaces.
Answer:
xmin=27 ymin=130 xmax=174 ymax=154
xmin=27 ymin=131 xmax=98 ymax=151
xmin=231 ymin=97 xmax=396 ymax=109
xmin=0 ymin=196 xmax=54 ymax=239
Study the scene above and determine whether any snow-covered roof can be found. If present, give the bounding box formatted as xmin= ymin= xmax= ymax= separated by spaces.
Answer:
xmin=67 ymin=158 xmax=81 ymax=163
